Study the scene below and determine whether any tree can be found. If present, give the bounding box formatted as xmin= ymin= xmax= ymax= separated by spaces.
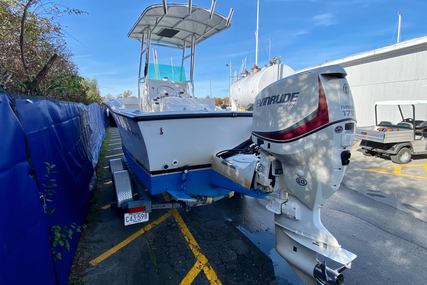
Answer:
xmin=0 ymin=1 xmax=102 ymax=104
xmin=81 ymin=77 xmax=101 ymax=104
xmin=116 ymin=90 xmax=136 ymax=99
xmin=205 ymin=96 xmax=229 ymax=107
xmin=214 ymin=97 xmax=223 ymax=106
xmin=101 ymin=94 xmax=114 ymax=100
xmin=122 ymin=90 xmax=132 ymax=98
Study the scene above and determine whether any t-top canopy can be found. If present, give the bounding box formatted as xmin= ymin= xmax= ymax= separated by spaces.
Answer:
xmin=128 ymin=3 xmax=233 ymax=48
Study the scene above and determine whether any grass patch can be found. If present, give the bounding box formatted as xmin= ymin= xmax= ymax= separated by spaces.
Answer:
xmin=92 ymin=237 xmax=105 ymax=243
xmin=68 ymin=276 xmax=85 ymax=285
xmin=85 ymin=129 xmax=110 ymax=225
xmin=96 ymin=129 xmax=110 ymax=179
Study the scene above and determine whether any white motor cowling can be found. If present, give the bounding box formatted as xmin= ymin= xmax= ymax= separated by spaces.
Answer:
xmin=252 ymin=65 xmax=357 ymax=285
xmin=212 ymin=65 xmax=357 ymax=285
xmin=252 ymin=65 xmax=356 ymax=209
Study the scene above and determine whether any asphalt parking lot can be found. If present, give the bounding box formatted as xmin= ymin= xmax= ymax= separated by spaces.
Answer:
xmin=84 ymin=128 xmax=278 ymax=285
xmin=78 ymin=127 xmax=427 ymax=285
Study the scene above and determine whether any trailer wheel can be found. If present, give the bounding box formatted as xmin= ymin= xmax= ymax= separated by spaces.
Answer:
xmin=391 ymin=148 xmax=411 ymax=164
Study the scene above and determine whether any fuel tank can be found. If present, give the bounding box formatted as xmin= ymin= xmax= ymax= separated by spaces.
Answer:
xmin=229 ymin=64 xmax=295 ymax=110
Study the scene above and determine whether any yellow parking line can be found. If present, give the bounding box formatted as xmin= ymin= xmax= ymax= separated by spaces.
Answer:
xmin=101 ymin=204 xmax=111 ymax=210
xmin=394 ymin=167 xmax=401 ymax=174
xmin=162 ymin=192 xmax=171 ymax=202
xmin=108 ymin=147 xmax=122 ymax=151
xmin=366 ymin=171 xmax=427 ymax=179
xmin=181 ymin=260 xmax=205 ymax=284
xmin=368 ymin=163 xmax=427 ymax=170
xmin=164 ymin=192 xmax=221 ymax=284
xmin=92 ymin=191 xmax=221 ymax=284
xmin=202 ymin=263 xmax=222 ymax=285
xmin=109 ymin=143 xmax=122 ymax=146
xmin=366 ymin=163 xmax=427 ymax=179
xmin=105 ymin=153 xmax=123 ymax=159
xmin=172 ymin=208 xmax=222 ymax=285
xmin=89 ymin=210 xmax=172 ymax=266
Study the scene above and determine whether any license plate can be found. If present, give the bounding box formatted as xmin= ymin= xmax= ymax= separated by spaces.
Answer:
xmin=124 ymin=212 xmax=149 ymax=226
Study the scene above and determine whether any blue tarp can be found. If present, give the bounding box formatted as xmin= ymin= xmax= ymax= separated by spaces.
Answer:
xmin=0 ymin=91 xmax=107 ymax=284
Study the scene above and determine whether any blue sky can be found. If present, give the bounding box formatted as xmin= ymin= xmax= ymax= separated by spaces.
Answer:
xmin=60 ymin=0 xmax=427 ymax=98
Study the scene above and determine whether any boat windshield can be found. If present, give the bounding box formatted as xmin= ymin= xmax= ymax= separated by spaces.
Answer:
xmin=147 ymin=63 xmax=187 ymax=82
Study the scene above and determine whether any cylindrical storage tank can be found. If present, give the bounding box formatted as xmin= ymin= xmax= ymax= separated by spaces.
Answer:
xmin=230 ymin=64 xmax=295 ymax=110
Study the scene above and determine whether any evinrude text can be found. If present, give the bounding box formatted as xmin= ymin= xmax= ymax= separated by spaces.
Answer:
xmin=256 ymin=92 xmax=299 ymax=107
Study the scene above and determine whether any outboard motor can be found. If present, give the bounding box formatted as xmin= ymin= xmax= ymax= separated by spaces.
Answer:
xmin=254 ymin=65 xmax=357 ymax=285
xmin=212 ymin=65 xmax=357 ymax=284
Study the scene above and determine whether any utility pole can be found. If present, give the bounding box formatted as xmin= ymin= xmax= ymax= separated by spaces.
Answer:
xmin=255 ymin=0 xmax=259 ymax=67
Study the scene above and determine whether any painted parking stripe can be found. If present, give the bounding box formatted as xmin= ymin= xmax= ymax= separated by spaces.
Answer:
xmin=366 ymin=163 xmax=427 ymax=179
xmin=105 ymin=153 xmax=123 ymax=159
xmin=89 ymin=210 xmax=172 ymax=266
xmin=101 ymin=204 xmax=111 ymax=210
xmin=92 ymin=193 xmax=221 ymax=284
xmin=172 ymin=209 xmax=222 ymax=285
xmin=163 ymin=193 xmax=221 ymax=284
xmin=180 ymin=260 xmax=205 ymax=284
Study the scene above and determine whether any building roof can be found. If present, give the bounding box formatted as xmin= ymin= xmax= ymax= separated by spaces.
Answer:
xmin=298 ymin=34 xmax=427 ymax=72
xmin=375 ymin=100 xmax=427 ymax=106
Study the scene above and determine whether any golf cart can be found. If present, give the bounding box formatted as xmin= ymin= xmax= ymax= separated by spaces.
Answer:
xmin=356 ymin=100 xmax=427 ymax=164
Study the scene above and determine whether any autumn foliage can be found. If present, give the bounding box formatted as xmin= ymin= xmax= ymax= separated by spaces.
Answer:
xmin=0 ymin=0 xmax=102 ymax=104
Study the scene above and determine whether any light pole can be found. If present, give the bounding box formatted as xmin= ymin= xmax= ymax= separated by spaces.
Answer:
xmin=226 ymin=62 xmax=232 ymax=87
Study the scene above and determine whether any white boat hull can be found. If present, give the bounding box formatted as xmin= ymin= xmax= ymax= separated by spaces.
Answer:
xmin=111 ymin=110 xmax=252 ymax=197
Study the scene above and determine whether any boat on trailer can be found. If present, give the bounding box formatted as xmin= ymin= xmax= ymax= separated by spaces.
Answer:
xmin=104 ymin=2 xmax=358 ymax=284
xmin=103 ymin=2 xmax=255 ymax=202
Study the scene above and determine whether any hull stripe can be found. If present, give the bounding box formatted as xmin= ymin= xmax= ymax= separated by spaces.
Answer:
xmin=122 ymin=145 xmax=212 ymax=176
xmin=109 ymin=111 xmax=253 ymax=121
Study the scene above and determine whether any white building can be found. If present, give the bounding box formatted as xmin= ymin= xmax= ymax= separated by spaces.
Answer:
xmin=298 ymin=35 xmax=427 ymax=127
